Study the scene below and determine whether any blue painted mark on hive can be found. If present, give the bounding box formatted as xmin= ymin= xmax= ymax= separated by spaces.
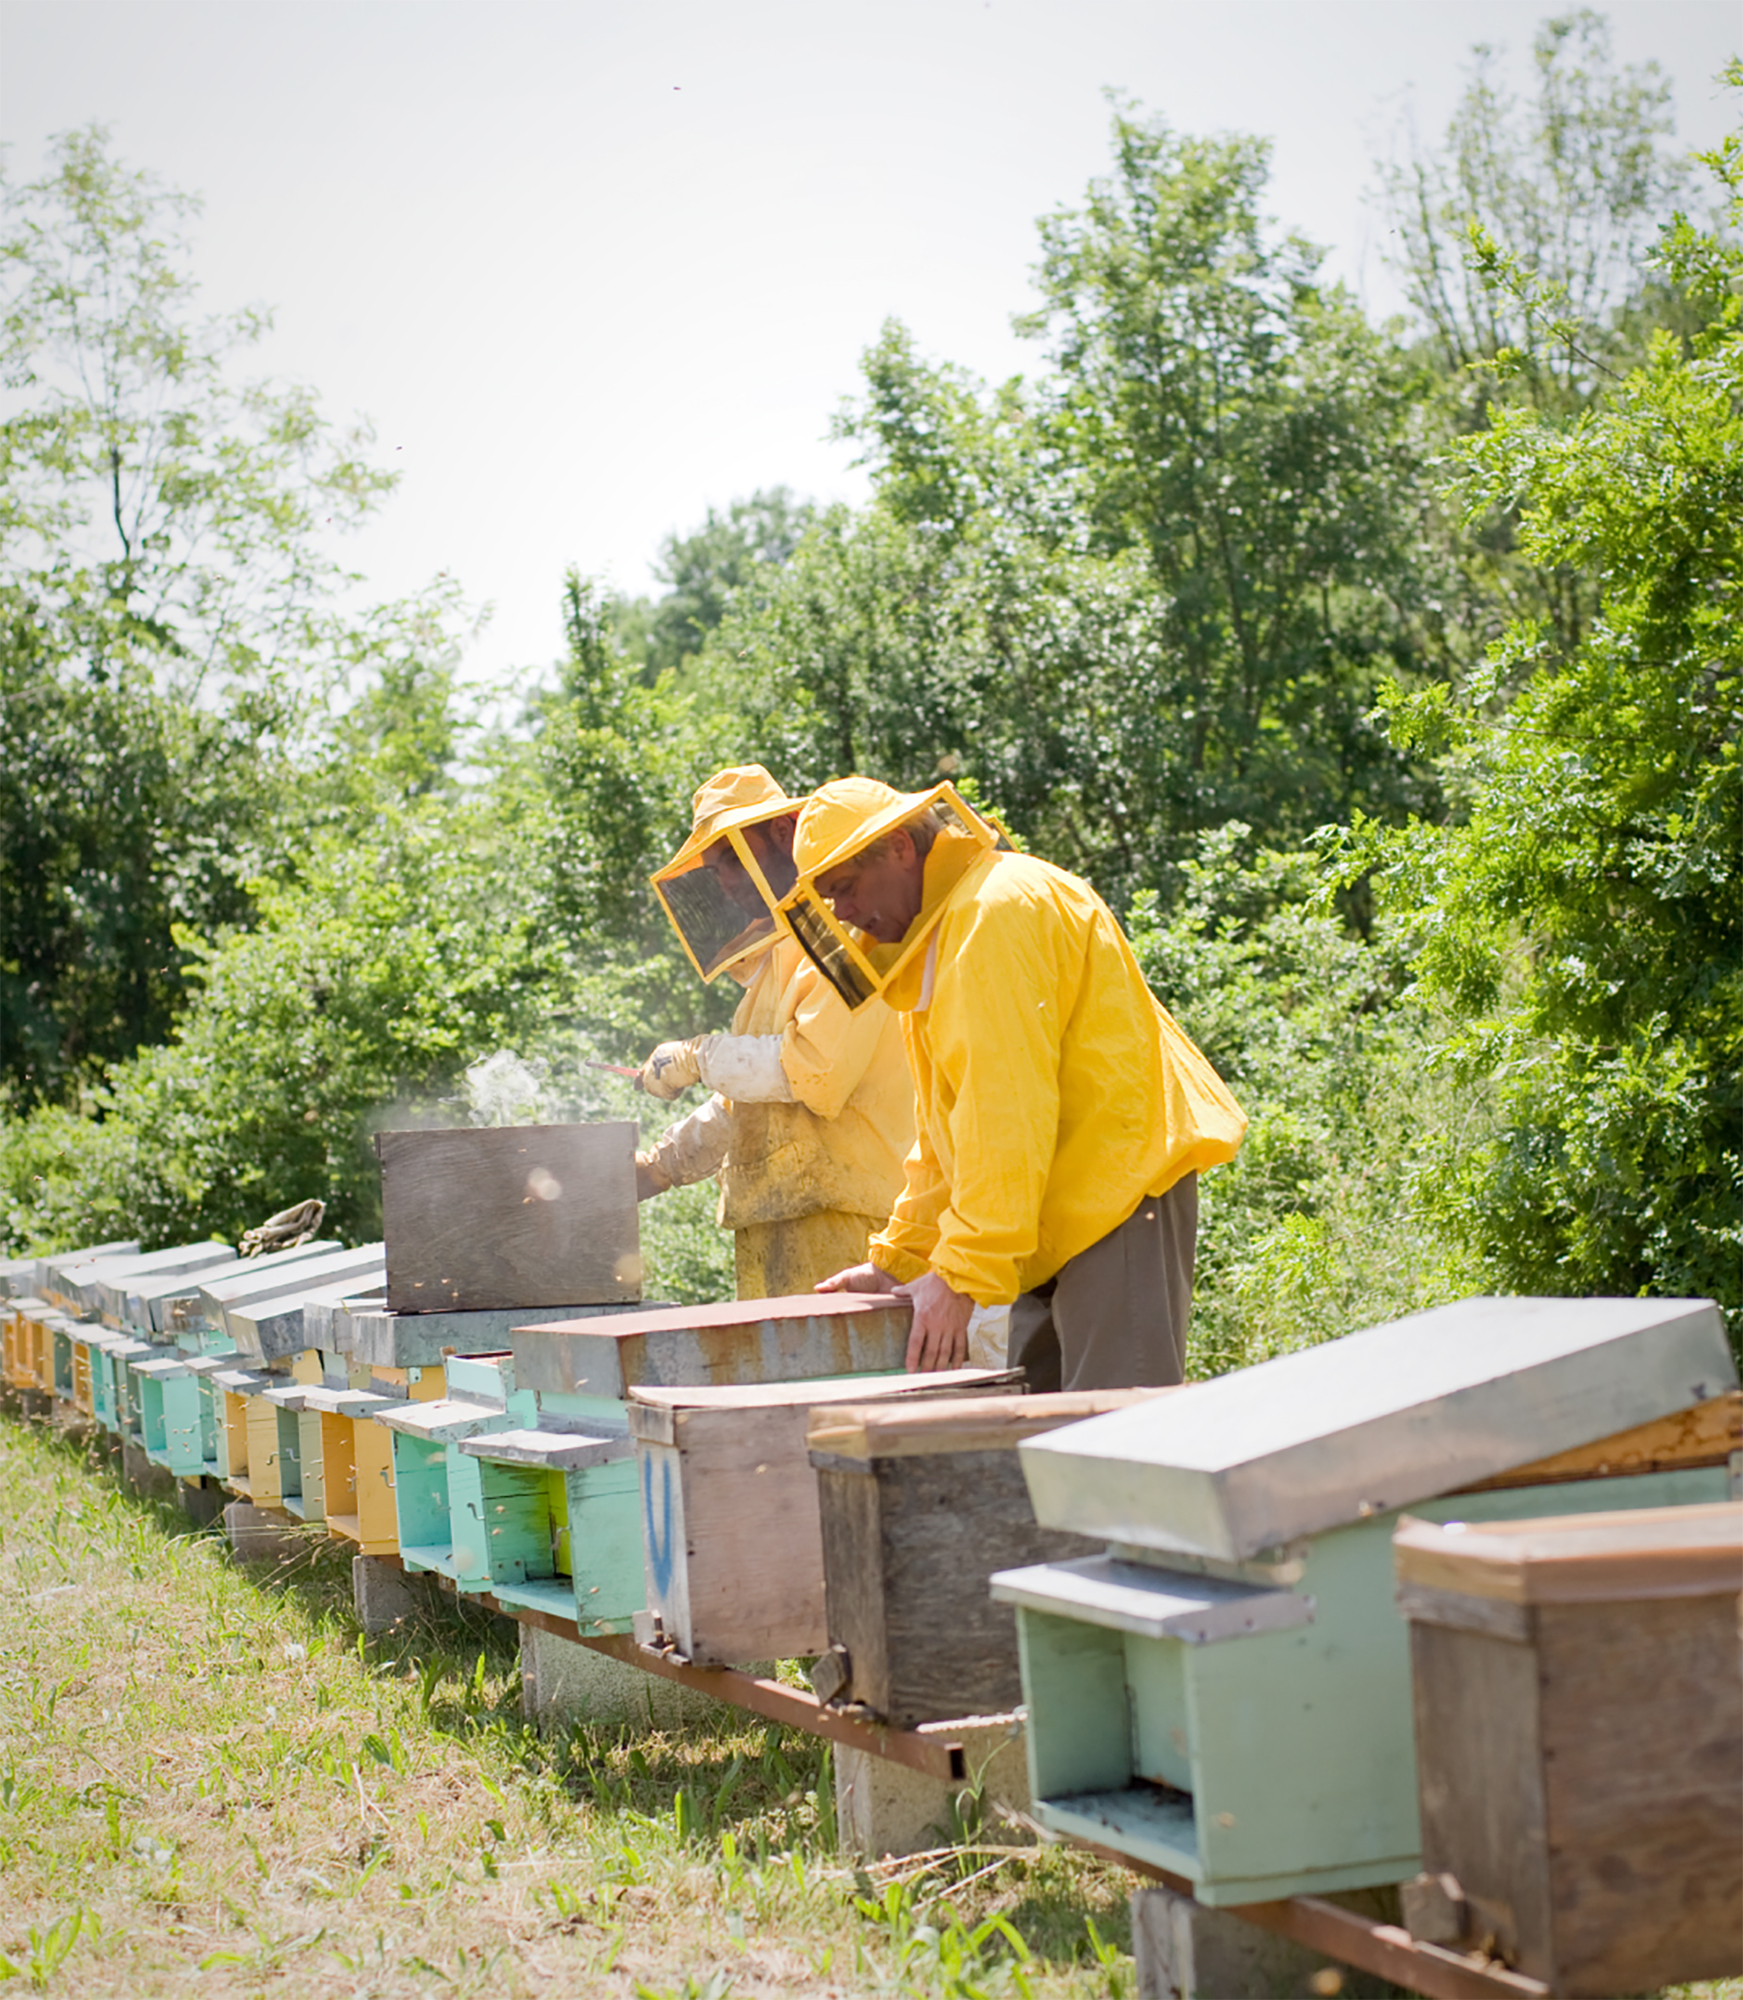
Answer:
xmin=643 ymin=1453 xmax=675 ymax=1599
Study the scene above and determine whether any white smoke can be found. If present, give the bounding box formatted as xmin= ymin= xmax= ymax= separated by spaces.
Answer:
xmin=463 ymin=1050 xmax=554 ymax=1127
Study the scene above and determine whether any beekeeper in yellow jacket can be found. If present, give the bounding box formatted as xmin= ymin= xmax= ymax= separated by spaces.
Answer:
xmin=782 ymin=778 xmax=1246 ymax=1389
xmin=633 ymin=766 xmax=915 ymax=1299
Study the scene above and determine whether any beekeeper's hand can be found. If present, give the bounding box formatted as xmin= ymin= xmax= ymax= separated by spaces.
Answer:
xmin=896 ymin=1270 xmax=975 ymax=1373
xmin=638 ymin=1039 xmax=702 ymax=1100
xmin=815 ymin=1262 xmax=903 ymax=1296
xmin=634 ymin=1152 xmax=674 ymax=1202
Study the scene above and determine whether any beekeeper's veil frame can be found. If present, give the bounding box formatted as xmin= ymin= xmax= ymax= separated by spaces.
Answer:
xmin=651 ymin=767 xmax=800 ymax=984
xmin=778 ymin=781 xmax=1009 ymax=1009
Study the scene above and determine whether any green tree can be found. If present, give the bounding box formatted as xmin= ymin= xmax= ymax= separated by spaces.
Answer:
xmin=617 ymin=487 xmax=815 ymax=681
xmin=1377 ymin=11 xmax=1690 ymax=407
xmin=1 ymin=782 xmax=563 ymax=1250
xmin=0 ymin=128 xmax=449 ymax=1105
xmin=710 ymin=106 xmax=1453 ymax=902
xmin=1340 ymin=94 xmax=1743 ymax=1325
xmin=0 ymin=612 xmax=269 ymax=1103
xmin=534 ymin=572 xmax=732 ymax=1051
xmin=1375 ymin=11 xmax=1697 ymax=660
xmin=1 ymin=124 xmax=394 ymax=703
xmin=1016 ymin=104 xmax=1451 ymax=849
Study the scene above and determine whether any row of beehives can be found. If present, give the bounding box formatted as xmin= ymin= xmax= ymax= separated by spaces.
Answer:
xmin=0 ymin=1235 xmax=1136 ymax=1695
xmin=5 ymin=1240 xmax=1741 ymax=1997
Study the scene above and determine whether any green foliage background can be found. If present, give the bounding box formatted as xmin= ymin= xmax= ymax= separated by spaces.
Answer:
xmin=3 ymin=18 xmax=1737 ymax=1356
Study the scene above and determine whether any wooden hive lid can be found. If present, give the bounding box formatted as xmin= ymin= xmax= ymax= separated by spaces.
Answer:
xmin=513 ymin=1292 xmax=922 ymax=1397
xmin=626 ymin=1367 xmax=1023 ymax=1443
xmin=807 ymin=1386 xmax=1175 ymax=1458
xmin=1394 ymin=1499 xmax=1743 ymax=1604
xmin=523 ymin=1292 xmax=912 ymax=1340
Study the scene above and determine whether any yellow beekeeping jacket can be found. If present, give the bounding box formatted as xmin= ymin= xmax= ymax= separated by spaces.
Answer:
xmin=717 ymin=935 xmax=915 ymax=1229
xmin=869 ymin=842 xmax=1246 ymax=1306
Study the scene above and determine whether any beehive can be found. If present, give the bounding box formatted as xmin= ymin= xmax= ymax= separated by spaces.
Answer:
xmin=993 ymin=1296 xmax=1738 ymax=1906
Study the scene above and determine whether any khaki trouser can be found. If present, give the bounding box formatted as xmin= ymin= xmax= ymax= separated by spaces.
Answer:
xmin=1007 ymin=1174 xmax=1198 ymax=1392
xmin=734 ymin=1209 xmax=888 ymax=1301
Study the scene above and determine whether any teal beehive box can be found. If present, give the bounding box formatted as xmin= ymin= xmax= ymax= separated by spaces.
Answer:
xmin=992 ymin=1295 xmax=1738 ymax=1907
xmin=378 ymin=1352 xmax=536 ymax=1590
xmin=131 ymin=1353 xmax=207 ymax=1475
xmin=459 ymin=1425 xmax=636 ymax=1627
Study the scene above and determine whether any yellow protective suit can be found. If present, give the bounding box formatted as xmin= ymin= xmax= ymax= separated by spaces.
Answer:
xmin=716 ymin=934 xmax=914 ymax=1296
xmin=867 ymin=835 xmax=1246 ymax=1307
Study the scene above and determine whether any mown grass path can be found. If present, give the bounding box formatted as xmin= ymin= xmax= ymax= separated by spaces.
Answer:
xmin=0 ymin=1409 xmax=1136 ymax=1998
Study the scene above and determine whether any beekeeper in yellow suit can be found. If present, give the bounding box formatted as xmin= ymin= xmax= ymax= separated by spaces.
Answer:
xmin=633 ymin=766 xmax=915 ymax=1299
xmin=780 ymin=778 xmax=1246 ymax=1389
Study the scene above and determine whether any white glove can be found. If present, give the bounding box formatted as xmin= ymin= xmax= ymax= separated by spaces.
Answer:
xmin=695 ymin=1033 xmax=794 ymax=1103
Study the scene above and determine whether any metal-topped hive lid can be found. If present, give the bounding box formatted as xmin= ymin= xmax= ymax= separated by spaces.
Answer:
xmin=512 ymin=1291 xmax=915 ymax=1397
xmin=1018 ymin=1295 xmax=1735 ymax=1563
xmin=197 ymin=1244 xmax=377 ymax=1318
xmin=37 ymin=1240 xmax=140 ymax=1304
xmin=73 ymin=1241 xmax=234 ymax=1315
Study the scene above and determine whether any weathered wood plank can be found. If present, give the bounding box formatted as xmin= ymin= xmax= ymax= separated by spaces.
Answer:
xmin=823 ymin=1450 xmax=1099 ymax=1726
xmin=1393 ymin=1499 xmax=1743 ymax=1603
xmin=1457 ymin=1389 xmax=1742 ymax=1491
xmin=809 ymin=1390 xmax=1167 ymax=1726
xmin=515 ymin=1292 xmax=915 ymax=1398
xmin=1537 ymin=1591 xmax=1743 ymax=1993
xmin=377 ymin=1123 xmax=639 ymax=1312
xmin=1400 ymin=1501 xmax=1743 ymax=1993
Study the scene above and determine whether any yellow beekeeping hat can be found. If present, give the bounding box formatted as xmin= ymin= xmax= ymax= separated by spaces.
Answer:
xmin=792 ymin=777 xmax=939 ymax=881
xmin=780 ymin=779 xmax=1010 ymax=1009
xmin=652 ymin=765 xmax=806 ymax=984
xmin=666 ymin=765 xmax=796 ymax=873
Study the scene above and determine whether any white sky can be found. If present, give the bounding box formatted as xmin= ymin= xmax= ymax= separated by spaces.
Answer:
xmin=4 ymin=0 xmax=1737 ymax=691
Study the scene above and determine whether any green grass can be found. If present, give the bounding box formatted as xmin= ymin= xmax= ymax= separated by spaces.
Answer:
xmin=4 ymin=1406 xmax=1736 ymax=2000
xmin=0 ymin=1407 xmax=1134 ymax=1997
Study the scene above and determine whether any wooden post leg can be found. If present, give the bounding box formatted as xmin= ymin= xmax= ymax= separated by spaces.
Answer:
xmin=1132 ymin=1884 xmax=1393 ymax=2000
xmin=518 ymin=1623 xmax=726 ymax=1733
xmin=834 ymin=1721 xmax=1030 ymax=1861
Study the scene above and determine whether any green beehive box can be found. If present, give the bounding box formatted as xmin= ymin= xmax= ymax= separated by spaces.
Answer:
xmin=84 ymin=1330 xmax=129 ymax=1431
xmin=458 ymin=1426 xmax=638 ymax=1628
xmin=993 ymin=1296 xmax=1738 ymax=1907
xmin=132 ymin=1353 xmax=208 ymax=1476
xmin=378 ymin=1353 xmax=536 ymax=1590
xmin=111 ymin=1337 xmax=161 ymax=1440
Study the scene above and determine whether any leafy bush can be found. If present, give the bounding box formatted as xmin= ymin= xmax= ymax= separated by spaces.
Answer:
xmin=1335 ymin=101 xmax=1743 ymax=1338
xmin=1131 ymin=828 xmax=1487 ymax=1373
